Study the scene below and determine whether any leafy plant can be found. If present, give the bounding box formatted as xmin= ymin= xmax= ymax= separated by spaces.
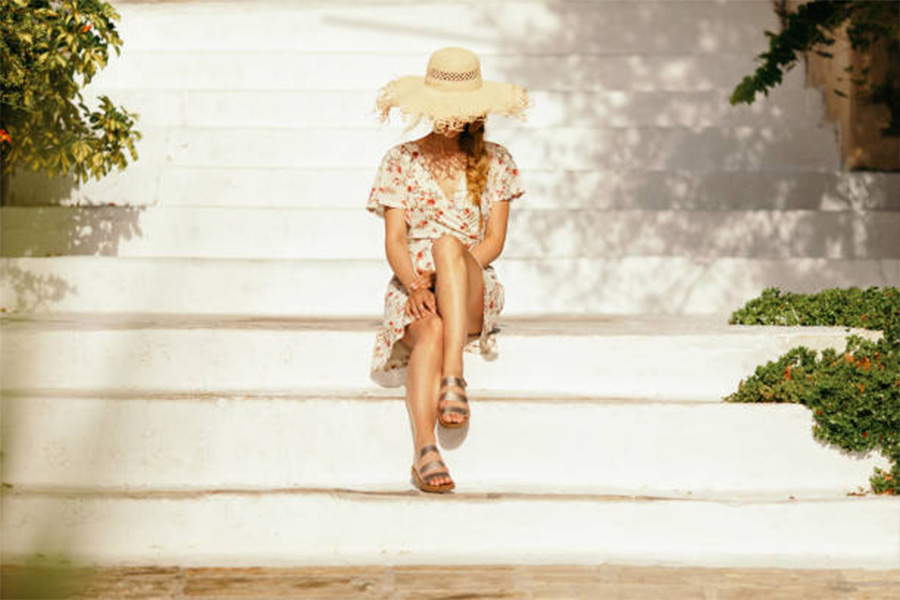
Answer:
xmin=731 ymin=286 xmax=899 ymax=347
xmin=727 ymin=286 xmax=900 ymax=495
xmin=0 ymin=0 xmax=141 ymax=191
xmin=731 ymin=0 xmax=900 ymax=134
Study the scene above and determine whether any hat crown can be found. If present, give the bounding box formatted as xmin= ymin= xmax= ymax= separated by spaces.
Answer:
xmin=425 ymin=47 xmax=482 ymax=92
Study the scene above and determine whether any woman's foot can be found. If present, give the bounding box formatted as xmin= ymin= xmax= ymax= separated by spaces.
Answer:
xmin=411 ymin=443 xmax=454 ymax=492
xmin=438 ymin=374 xmax=469 ymax=427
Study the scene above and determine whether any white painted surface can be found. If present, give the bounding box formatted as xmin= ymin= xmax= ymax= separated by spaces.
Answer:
xmin=108 ymin=1 xmax=781 ymax=54
xmin=78 ymin=89 xmax=825 ymax=129
xmin=10 ymin=168 xmax=899 ymax=211
xmin=88 ymin=51 xmax=796 ymax=92
xmin=0 ymin=317 xmax=881 ymax=398
xmin=2 ymin=256 xmax=897 ymax=315
xmin=100 ymin=126 xmax=833 ymax=170
xmin=3 ymin=207 xmax=897 ymax=260
xmin=2 ymin=395 xmax=891 ymax=497
xmin=2 ymin=493 xmax=898 ymax=569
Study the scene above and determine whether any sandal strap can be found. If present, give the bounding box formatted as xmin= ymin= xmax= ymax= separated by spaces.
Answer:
xmin=441 ymin=406 xmax=469 ymax=416
xmin=440 ymin=375 xmax=467 ymax=389
xmin=439 ymin=390 xmax=468 ymax=404
xmin=418 ymin=459 xmax=447 ymax=474
xmin=417 ymin=444 xmax=440 ymax=459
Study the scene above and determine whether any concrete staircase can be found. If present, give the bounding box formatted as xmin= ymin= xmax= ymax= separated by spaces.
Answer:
xmin=2 ymin=0 xmax=899 ymax=570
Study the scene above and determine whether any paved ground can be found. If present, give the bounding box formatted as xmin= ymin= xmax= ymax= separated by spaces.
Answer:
xmin=3 ymin=564 xmax=899 ymax=599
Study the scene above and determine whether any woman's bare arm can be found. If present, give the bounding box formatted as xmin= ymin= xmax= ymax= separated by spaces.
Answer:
xmin=469 ymin=200 xmax=510 ymax=269
xmin=383 ymin=207 xmax=420 ymax=292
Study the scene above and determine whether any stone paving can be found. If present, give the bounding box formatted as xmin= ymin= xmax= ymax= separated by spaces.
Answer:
xmin=3 ymin=564 xmax=899 ymax=599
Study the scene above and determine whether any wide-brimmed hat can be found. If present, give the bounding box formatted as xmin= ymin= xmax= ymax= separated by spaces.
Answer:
xmin=374 ymin=46 xmax=532 ymax=135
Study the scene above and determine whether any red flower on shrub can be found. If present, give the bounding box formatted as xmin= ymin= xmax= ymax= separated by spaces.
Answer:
xmin=0 ymin=129 xmax=10 ymax=144
xmin=81 ymin=23 xmax=91 ymax=33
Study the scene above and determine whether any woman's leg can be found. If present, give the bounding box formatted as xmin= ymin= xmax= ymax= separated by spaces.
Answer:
xmin=432 ymin=234 xmax=485 ymax=424
xmin=399 ymin=313 xmax=452 ymax=486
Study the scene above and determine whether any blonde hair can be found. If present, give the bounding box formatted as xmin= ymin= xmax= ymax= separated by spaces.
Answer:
xmin=458 ymin=117 xmax=490 ymax=230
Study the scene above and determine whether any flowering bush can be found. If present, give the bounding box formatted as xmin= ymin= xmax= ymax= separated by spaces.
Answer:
xmin=724 ymin=287 xmax=900 ymax=494
xmin=0 ymin=0 xmax=140 ymax=199
xmin=727 ymin=286 xmax=900 ymax=495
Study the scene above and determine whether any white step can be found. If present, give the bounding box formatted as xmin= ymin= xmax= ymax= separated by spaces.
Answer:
xmin=86 ymin=51 xmax=806 ymax=92
xmin=78 ymin=88 xmax=826 ymax=129
xmin=1 ymin=257 xmax=897 ymax=315
xmin=3 ymin=207 xmax=897 ymax=260
xmin=2 ymin=394 xmax=890 ymax=498
xmin=0 ymin=315 xmax=881 ymax=399
xmin=10 ymin=167 xmax=899 ymax=212
xmin=110 ymin=1 xmax=781 ymax=54
xmin=82 ymin=126 xmax=835 ymax=171
xmin=1 ymin=492 xmax=897 ymax=569
xmin=11 ymin=126 xmax=834 ymax=172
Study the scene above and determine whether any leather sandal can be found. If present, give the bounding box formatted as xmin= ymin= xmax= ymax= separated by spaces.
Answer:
xmin=438 ymin=375 xmax=469 ymax=428
xmin=410 ymin=444 xmax=455 ymax=493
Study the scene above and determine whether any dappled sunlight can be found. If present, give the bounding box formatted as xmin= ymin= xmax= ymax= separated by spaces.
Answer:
xmin=506 ymin=208 xmax=897 ymax=260
xmin=465 ymin=0 xmax=896 ymax=305
xmin=1 ymin=0 xmax=897 ymax=581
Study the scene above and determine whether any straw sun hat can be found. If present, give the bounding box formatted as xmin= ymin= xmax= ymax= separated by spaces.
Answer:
xmin=375 ymin=46 xmax=532 ymax=135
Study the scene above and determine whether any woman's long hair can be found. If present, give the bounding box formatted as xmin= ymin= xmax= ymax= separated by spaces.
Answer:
xmin=458 ymin=117 xmax=491 ymax=231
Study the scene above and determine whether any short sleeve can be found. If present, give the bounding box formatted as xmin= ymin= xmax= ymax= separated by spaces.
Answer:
xmin=489 ymin=144 xmax=525 ymax=205
xmin=366 ymin=146 xmax=407 ymax=218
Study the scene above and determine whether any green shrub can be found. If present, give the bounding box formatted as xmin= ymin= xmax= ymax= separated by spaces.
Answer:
xmin=0 ymin=0 xmax=141 ymax=188
xmin=730 ymin=286 xmax=899 ymax=346
xmin=727 ymin=286 xmax=900 ymax=495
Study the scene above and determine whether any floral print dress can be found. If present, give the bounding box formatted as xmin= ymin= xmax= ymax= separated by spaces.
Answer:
xmin=366 ymin=139 xmax=525 ymax=387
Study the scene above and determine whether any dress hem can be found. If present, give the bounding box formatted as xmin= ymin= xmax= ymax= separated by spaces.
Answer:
xmin=368 ymin=268 xmax=504 ymax=389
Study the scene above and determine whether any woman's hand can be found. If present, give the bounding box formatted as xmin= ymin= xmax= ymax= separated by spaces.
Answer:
xmin=405 ymin=287 xmax=436 ymax=319
xmin=408 ymin=268 xmax=435 ymax=292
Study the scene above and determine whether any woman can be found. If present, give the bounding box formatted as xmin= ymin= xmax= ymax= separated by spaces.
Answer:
xmin=366 ymin=47 xmax=531 ymax=493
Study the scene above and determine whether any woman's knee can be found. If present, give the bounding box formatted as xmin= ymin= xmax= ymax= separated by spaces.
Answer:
xmin=408 ymin=313 xmax=443 ymax=347
xmin=433 ymin=234 xmax=464 ymax=261
xmin=421 ymin=313 xmax=444 ymax=340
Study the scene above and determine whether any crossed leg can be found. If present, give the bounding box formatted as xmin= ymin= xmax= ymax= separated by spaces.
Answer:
xmin=399 ymin=234 xmax=486 ymax=486
xmin=432 ymin=234 xmax=484 ymax=424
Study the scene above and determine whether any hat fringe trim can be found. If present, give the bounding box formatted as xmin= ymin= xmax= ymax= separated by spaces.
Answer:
xmin=375 ymin=78 xmax=533 ymax=135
